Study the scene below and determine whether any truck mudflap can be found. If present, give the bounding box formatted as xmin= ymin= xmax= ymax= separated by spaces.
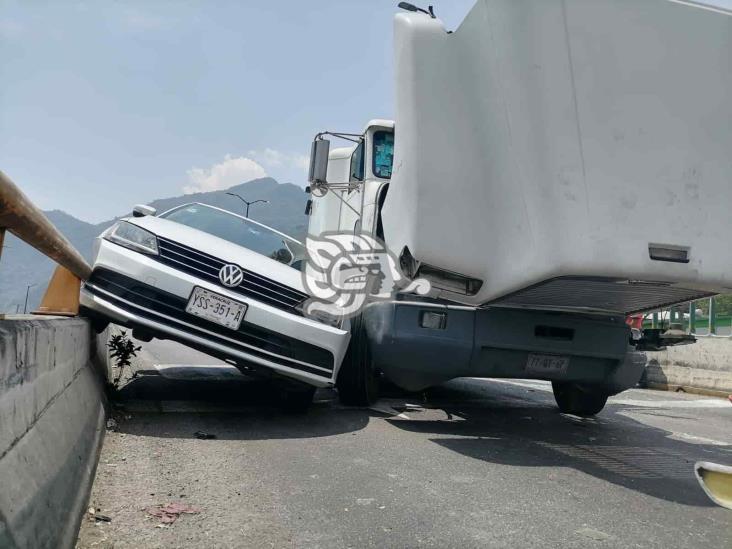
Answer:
xmin=361 ymin=300 xmax=644 ymax=394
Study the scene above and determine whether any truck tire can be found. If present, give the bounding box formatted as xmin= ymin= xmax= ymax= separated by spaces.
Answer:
xmin=551 ymin=381 xmax=609 ymax=417
xmin=336 ymin=315 xmax=379 ymax=406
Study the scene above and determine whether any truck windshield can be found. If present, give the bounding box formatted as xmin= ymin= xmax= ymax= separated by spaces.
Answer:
xmin=372 ymin=130 xmax=394 ymax=179
xmin=160 ymin=203 xmax=305 ymax=268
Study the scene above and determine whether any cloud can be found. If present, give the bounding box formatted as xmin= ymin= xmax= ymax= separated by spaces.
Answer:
xmin=248 ymin=148 xmax=309 ymax=173
xmin=183 ymin=155 xmax=267 ymax=194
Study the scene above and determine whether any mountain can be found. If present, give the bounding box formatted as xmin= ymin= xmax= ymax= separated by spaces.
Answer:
xmin=0 ymin=178 xmax=308 ymax=313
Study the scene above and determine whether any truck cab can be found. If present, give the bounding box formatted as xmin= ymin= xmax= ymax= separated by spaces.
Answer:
xmin=306 ymin=120 xmax=394 ymax=239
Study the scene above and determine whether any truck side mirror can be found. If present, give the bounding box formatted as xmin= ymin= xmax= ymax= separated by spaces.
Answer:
xmin=132 ymin=204 xmax=157 ymax=217
xmin=308 ymin=138 xmax=330 ymax=184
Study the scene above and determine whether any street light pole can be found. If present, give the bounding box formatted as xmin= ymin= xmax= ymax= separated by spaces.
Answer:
xmin=226 ymin=192 xmax=269 ymax=219
xmin=23 ymin=283 xmax=36 ymax=314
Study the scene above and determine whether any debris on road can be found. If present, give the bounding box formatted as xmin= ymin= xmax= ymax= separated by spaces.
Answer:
xmin=145 ymin=502 xmax=201 ymax=524
xmin=87 ymin=506 xmax=112 ymax=523
xmin=194 ymin=430 xmax=216 ymax=440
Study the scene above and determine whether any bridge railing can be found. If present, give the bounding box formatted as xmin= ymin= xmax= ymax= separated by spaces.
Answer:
xmin=0 ymin=170 xmax=92 ymax=315
xmin=646 ymin=296 xmax=732 ymax=339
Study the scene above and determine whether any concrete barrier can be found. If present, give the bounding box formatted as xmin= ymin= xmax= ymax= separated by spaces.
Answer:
xmin=644 ymin=337 xmax=732 ymax=396
xmin=0 ymin=317 xmax=108 ymax=549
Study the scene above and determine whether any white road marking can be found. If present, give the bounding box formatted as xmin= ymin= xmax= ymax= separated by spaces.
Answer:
xmin=668 ymin=432 xmax=731 ymax=446
xmin=610 ymin=398 xmax=730 ymax=409
xmin=369 ymin=401 xmax=410 ymax=419
xmin=471 ymin=378 xmax=731 ymax=409
xmin=475 ymin=378 xmax=552 ymax=392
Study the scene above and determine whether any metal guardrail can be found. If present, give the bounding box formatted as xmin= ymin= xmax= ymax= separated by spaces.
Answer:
xmin=0 ymin=170 xmax=92 ymax=315
xmin=0 ymin=170 xmax=91 ymax=278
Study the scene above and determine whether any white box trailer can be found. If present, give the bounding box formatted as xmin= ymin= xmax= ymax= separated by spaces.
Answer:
xmin=381 ymin=0 xmax=732 ymax=315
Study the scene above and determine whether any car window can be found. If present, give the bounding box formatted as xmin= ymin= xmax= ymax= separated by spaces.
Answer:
xmin=372 ymin=130 xmax=394 ymax=179
xmin=160 ymin=204 xmax=305 ymax=268
xmin=350 ymin=141 xmax=364 ymax=182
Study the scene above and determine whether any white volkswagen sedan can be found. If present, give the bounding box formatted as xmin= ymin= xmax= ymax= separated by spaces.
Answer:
xmin=80 ymin=202 xmax=350 ymax=404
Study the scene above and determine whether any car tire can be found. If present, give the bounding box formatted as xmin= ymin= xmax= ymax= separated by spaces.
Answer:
xmin=80 ymin=306 xmax=110 ymax=334
xmin=552 ymin=381 xmax=609 ymax=417
xmin=276 ymin=383 xmax=316 ymax=414
xmin=336 ymin=314 xmax=379 ymax=406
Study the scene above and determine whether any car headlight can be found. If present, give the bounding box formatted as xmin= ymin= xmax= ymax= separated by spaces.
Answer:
xmin=296 ymin=303 xmax=343 ymax=328
xmin=309 ymin=309 xmax=343 ymax=328
xmin=105 ymin=221 xmax=159 ymax=255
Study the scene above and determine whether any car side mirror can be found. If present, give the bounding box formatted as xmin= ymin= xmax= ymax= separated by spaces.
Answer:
xmin=308 ymin=138 xmax=330 ymax=184
xmin=132 ymin=204 xmax=157 ymax=217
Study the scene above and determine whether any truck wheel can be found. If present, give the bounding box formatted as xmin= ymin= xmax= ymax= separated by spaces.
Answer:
xmin=336 ymin=315 xmax=379 ymax=406
xmin=276 ymin=382 xmax=316 ymax=414
xmin=552 ymin=381 xmax=609 ymax=417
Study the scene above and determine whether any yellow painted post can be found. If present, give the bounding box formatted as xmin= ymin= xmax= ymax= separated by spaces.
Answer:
xmin=34 ymin=265 xmax=82 ymax=316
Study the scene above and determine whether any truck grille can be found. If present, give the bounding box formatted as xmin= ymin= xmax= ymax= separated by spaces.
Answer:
xmin=155 ymin=237 xmax=307 ymax=314
xmin=85 ymin=269 xmax=333 ymax=377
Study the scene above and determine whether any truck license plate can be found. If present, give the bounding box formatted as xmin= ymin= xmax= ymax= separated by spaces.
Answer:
xmin=525 ymin=353 xmax=570 ymax=375
xmin=185 ymin=287 xmax=247 ymax=330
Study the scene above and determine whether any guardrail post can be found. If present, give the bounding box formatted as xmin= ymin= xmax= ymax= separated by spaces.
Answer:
xmin=709 ymin=297 xmax=717 ymax=335
xmin=669 ymin=306 xmax=678 ymax=325
xmin=688 ymin=302 xmax=696 ymax=334
xmin=35 ymin=265 xmax=82 ymax=316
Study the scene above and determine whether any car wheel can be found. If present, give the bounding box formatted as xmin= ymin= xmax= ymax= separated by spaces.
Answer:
xmin=276 ymin=382 xmax=316 ymax=414
xmin=336 ymin=314 xmax=379 ymax=406
xmin=80 ymin=306 xmax=110 ymax=334
xmin=552 ymin=381 xmax=609 ymax=417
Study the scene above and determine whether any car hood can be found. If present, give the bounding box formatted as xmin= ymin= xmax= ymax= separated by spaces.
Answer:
xmin=124 ymin=215 xmax=306 ymax=293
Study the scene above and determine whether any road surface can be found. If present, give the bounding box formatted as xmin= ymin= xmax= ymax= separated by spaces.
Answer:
xmin=78 ymin=340 xmax=732 ymax=548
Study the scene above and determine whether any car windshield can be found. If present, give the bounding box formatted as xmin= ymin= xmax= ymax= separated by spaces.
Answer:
xmin=160 ymin=203 xmax=305 ymax=268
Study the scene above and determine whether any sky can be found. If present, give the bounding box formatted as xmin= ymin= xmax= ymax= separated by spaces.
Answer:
xmin=0 ymin=0 xmax=475 ymax=223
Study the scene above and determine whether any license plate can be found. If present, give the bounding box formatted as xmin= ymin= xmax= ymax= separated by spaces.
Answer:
xmin=185 ymin=287 xmax=247 ymax=330
xmin=525 ymin=353 xmax=570 ymax=375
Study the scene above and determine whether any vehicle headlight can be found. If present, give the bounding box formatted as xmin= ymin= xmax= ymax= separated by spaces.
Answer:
xmin=309 ymin=309 xmax=343 ymax=328
xmin=296 ymin=303 xmax=343 ymax=328
xmin=105 ymin=221 xmax=159 ymax=255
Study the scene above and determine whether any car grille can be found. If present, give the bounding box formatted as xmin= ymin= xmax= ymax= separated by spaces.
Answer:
xmin=85 ymin=268 xmax=333 ymax=377
xmin=154 ymin=236 xmax=307 ymax=314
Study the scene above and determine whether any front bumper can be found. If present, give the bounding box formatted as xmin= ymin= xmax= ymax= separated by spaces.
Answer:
xmin=362 ymin=300 xmax=641 ymax=393
xmin=81 ymin=238 xmax=350 ymax=387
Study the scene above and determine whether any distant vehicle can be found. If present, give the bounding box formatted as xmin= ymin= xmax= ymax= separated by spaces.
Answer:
xmin=80 ymin=202 xmax=350 ymax=408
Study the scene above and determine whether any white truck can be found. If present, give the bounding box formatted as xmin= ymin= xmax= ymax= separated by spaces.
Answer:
xmin=304 ymin=0 xmax=732 ymax=415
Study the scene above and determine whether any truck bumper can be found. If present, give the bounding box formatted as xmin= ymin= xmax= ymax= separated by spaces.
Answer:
xmin=361 ymin=300 xmax=643 ymax=393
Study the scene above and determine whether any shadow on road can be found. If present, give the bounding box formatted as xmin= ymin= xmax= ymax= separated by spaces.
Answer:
xmin=386 ymin=381 xmax=730 ymax=508
xmin=108 ymin=366 xmax=370 ymax=441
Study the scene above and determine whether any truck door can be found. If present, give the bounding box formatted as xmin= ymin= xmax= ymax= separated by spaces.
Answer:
xmin=339 ymin=141 xmax=365 ymax=234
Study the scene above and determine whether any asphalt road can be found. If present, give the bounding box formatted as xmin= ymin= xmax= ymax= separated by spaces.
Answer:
xmin=78 ymin=341 xmax=732 ymax=548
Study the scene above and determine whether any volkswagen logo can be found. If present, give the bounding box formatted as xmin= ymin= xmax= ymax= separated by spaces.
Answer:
xmin=219 ymin=264 xmax=244 ymax=288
